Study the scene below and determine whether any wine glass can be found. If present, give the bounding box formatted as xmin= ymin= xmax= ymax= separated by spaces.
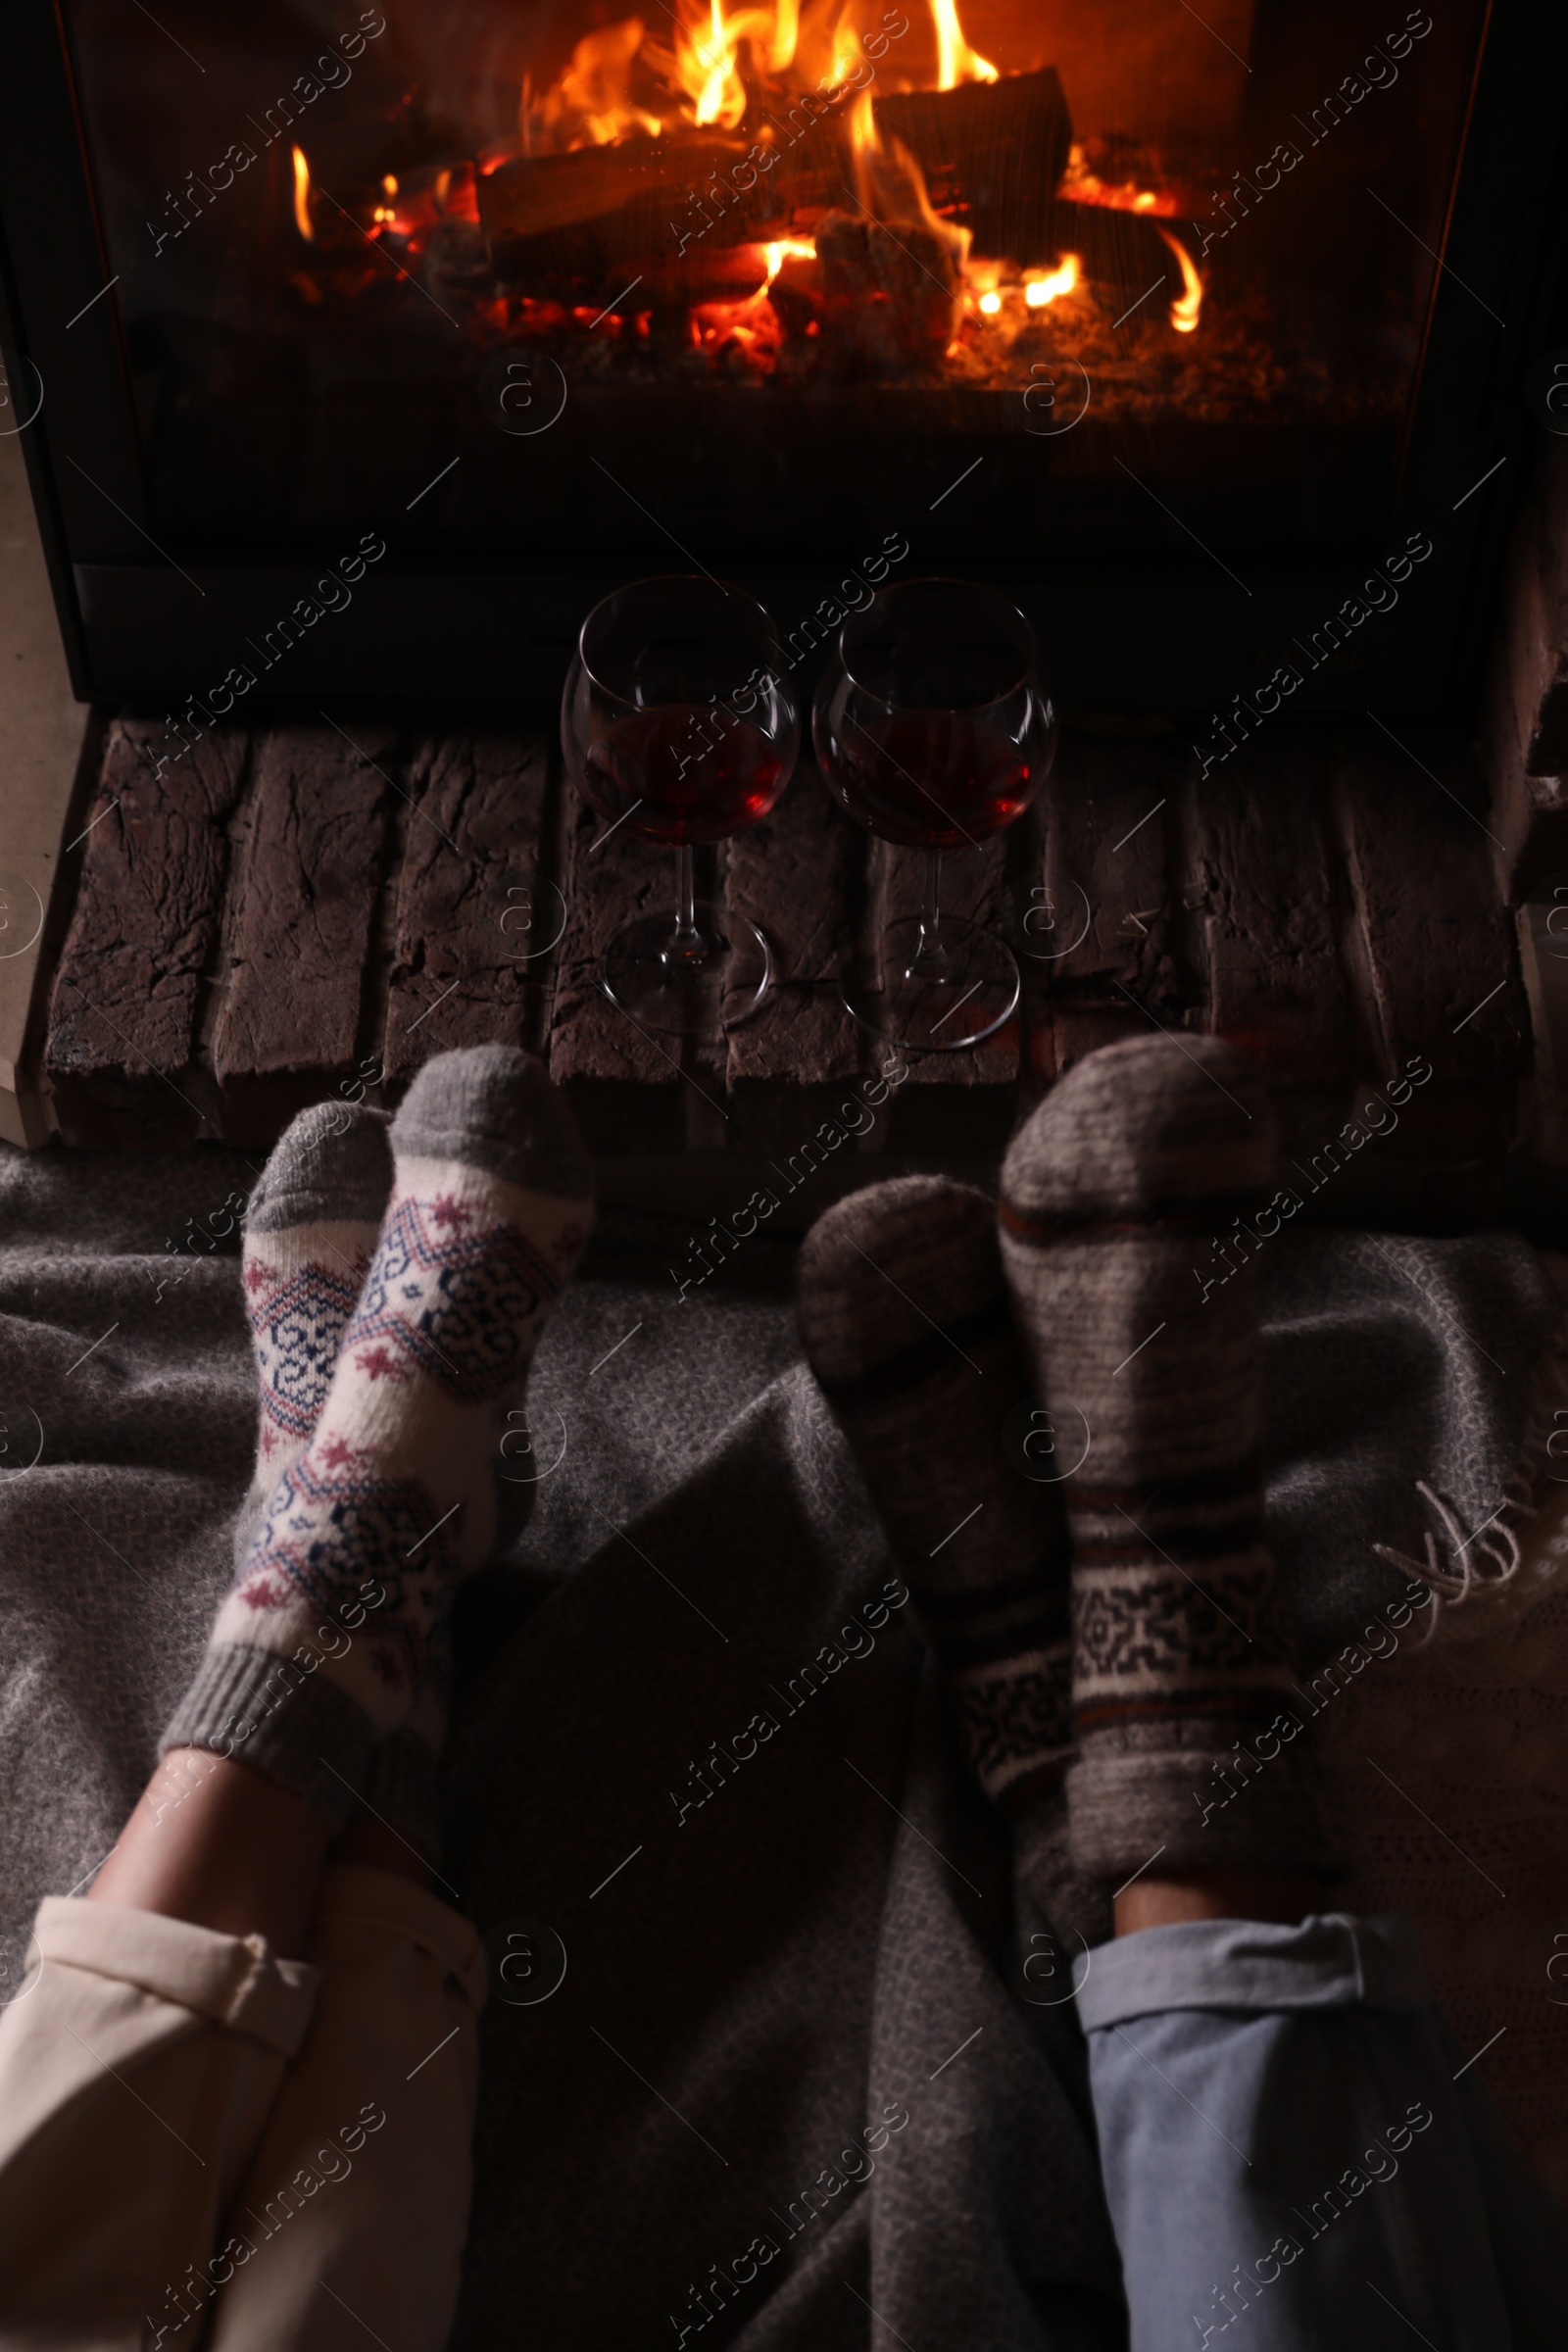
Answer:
xmin=561 ymin=576 xmax=800 ymax=1034
xmin=813 ymin=577 xmax=1056 ymax=1052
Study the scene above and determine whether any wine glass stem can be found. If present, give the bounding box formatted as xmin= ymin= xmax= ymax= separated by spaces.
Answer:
xmin=664 ymin=844 xmax=709 ymax=970
xmin=910 ymin=848 xmax=949 ymax=977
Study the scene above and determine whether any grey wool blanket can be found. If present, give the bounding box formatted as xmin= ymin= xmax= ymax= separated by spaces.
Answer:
xmin=0 ymin=1141 xmax=1562 ymax=2348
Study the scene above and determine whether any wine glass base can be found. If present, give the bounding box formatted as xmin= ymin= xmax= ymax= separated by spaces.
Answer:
xmin=839 ymin=915 xmax=1020 ymax=1052
xmin=598 ymin=903 xmax=773 ymax=1036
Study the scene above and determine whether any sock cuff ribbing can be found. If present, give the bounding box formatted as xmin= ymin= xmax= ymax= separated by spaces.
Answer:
xmin=159 ymin=1642 xmax=378 ymax=1832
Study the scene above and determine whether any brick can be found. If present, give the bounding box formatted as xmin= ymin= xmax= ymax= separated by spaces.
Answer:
xmin=211 ymin=722 xmax=394 ymax=1145
xmin=1194 ymin=743 xmax=1353 ymax=1089
xmin=46 ymin=718 xmax=248 ymax=1146
xmin=382 ymin=731 xmax=554 ymax=1085
xmin=547 ymin=789 xmax=683 ymax=1152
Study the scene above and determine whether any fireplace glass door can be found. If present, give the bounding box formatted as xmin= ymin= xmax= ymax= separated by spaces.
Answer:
xmin=59 ymin=0 xmax=1487 ymax=566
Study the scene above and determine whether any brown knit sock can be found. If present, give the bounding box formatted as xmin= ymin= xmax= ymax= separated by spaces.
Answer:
xmin=998 ymin=1034 xmax=1332 ymax=1885
xmin=797 ymin=1176 xmax=1073 ymax=1811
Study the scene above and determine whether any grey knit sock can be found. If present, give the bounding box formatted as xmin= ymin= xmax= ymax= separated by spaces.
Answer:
xmin=999 ymin=1034 xmax=1332 ymax=1883
xmin=162 ymin=1048 xmax=594 ymax=1830
xmin=796 ymin=1176 xmax=1073 ymax=1811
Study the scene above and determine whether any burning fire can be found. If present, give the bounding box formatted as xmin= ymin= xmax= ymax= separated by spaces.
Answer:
xmin=679 ymin=0 xmax=756 ymax=127
xmin=1156 ymin=225 xmax=1202 ymax=332
xmin=1060 ymin=142 xmax=1176 ymax=218
xmin=291 ymin=0 xmax=1205 ymax=375
xmin=846 ymin=80 xmax=971 ymax=282
xmin=767 ymin=0 xmax=800 ymax=74
xmin=1026 ymin=255 xmax=1080 ymax=307
xmin=929 ymin=0 xmax=998 ymax=88
xmin=762 ymin=235 xmax=815 ymax=286
xmin=540 ymin=0 xmax=1007 ymax=148
xmin=538 ymin=20 xmax=662 ymax=145
xmin=291 ymin=145 xmax=314 ymax=243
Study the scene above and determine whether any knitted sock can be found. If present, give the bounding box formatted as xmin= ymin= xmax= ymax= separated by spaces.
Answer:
xmin=234 ymin=1102 xmax=393 ymax=1568
xmin=163 ymin=1047 xmax=593 ymax=1829
xmin=999 ymin=1033 xmax=1331 ymax=1883
xmin=236 ymin=1102 xmax=445 ymax=1857
xmin=796 ymin=1176 xmax=1073 ymax=1811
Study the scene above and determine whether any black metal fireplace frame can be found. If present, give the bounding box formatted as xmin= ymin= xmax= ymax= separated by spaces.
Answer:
xmin=2 ymin=0 xmax=1566 ymax=716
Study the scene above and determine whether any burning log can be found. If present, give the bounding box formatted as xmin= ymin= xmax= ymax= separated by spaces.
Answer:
xmin=1049 ymin=198 xmax=1183 ymax=296
xmin=873 ymin=68 xmax=1071 ymax=260
xmin=477 ymin=129 xmax=753 ymax=286
xmin=477 ymin=65 xmax=1075 ymax=295
xmin=812 ymin=207 xmax=964 ymax=371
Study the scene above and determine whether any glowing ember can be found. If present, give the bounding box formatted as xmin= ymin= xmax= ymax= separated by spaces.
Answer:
xmin=1157 ymin=226 xmax=1202 ymax=333
xmin=978 ymin=289 xmax=1002 ymax=314
xmin=1060 ymin=142 xmax=1177 ymax=218
xmin=928 ymin=0 xmax=998 ymax=88
xmin=1025 ymin=255 xmax=1080 ymax=307
xmin=291 ymin=145 xmax=314 ymax=242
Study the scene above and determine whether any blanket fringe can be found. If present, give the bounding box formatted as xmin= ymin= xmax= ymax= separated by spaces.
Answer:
xmin=1367 ymin=1313 xmax=1568 ymax=1645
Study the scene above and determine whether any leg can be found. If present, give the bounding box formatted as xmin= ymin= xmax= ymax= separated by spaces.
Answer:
xmin=1075 ymin=1909 xmax=1568 ymax=2349
xmin=795 ymin=1175 xmax=1074 ymax=1815
xmin=202 ymin=1866 xmax=487 ymax=2352
xmin=0 ymin=1890 xmax=318 ymax=2344
xmin=1 ymin=1053 xmax=591 ymax=2345
xmin=89 ymin=1098 xmax=402 ymax=1957
xmin=1002 ymin=1036 xmax=1568 ymax=2343
xmin=88 ymin=1749 xmax=331 ymax=1957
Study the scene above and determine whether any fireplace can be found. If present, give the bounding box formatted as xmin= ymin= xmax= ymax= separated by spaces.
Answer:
xmin=1 ymin=0 xmax=1564 ymax=709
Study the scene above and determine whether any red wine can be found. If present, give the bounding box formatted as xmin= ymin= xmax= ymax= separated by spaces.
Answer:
xmin=820 ymin=713 xmax=1037 ymax=848
xmin=582 ymin=704 xmax=786 ymax=847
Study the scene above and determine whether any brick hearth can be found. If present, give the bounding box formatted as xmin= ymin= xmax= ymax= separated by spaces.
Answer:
xmin=39 ymin=710 xmax=1529 ymax=1224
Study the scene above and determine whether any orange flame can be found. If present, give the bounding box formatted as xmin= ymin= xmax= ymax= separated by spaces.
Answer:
xmin=675 ymin=0 xmax=778 ymax=128
xmin=538 ymin=20 xmax=663 ymax=147
xmin=767 ymin=0 xmax=800 ymax=74
xmin=763 ymin=235 xmax=815 ymax=285
xmin=291 ymin=145 xmax=314 ymax=241
xmin=929 ymin=0 xmax=997 ymax=89
xmin=847 ymin=85 xmax=878 ymax=164
xmin=1060 ymin=143 xmax=1176 ymax=218
xmin=1156 ymin=226 xmax=1202 ymax=333
xmin=846 ymin=83 xmax=971 ymax=292
xmin=1025 ymin=255 xmax=1080 ymax=307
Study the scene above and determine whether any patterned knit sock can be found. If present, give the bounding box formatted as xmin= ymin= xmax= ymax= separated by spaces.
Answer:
xmin=235 ymin=1102 xmax=448 ymax=1855
xmin=999 ymin=1033 xmax=1331 ymax=1884
xmin=234 ymin=1102 xmax=392 ymax=1569
xmin=162 ymin=1047 xmax=593 ymax=1829
xmin=796 ymin=1176 xmax=1073 ymax=1811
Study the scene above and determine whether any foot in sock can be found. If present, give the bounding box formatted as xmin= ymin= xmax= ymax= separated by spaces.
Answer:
xmin=796 ymin=1175 xmax=1073 ymax=1813
xmin=234 ymin=1101 xmax=393 ymax=1566
xmin=998 ymin=1032 xmax=1332 ymax=1885
xmin=235 ymin=1099 xmax=450 ymax=1855
xmin=162 ymin=1047 xmax=593 ymax=1830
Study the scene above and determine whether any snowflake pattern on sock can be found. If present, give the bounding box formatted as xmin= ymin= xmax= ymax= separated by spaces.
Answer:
xmin=233 ymin=1443 xmax=462 ymax=1701
xmin=246 ymin=1254 xmax=371 ymax=1459
xmin=345 ymin=1193 xmax=565 ymax=1402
